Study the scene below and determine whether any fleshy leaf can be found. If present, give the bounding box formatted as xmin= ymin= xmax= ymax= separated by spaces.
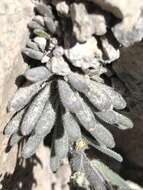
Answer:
xmin=21 ymin=84 xmax=50 ymax=136
xmin=24 ymin=66 xmax=52 ymax=82
xmin=62 ymin=110 xmax=82 ymax=142
xmin=4 ymin=108 xmax=26 ymax=135
xmin=8 ymin=81 xmax=46 ymax=113
xmin=96 ymin=110 xmax=133 ymax=130
xmin=92 ymin=160 xmax=130 ymax=190
xmin=22 ymin=134 xmax=43 ymax=158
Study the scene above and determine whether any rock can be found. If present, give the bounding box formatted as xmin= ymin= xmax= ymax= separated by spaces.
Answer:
xmin=64 ymin=37 xmax=103 ymax=68
xmin=112 ymin=42 xmax=143 ymax=184
xmin=52 ymin=0 xmax=69 ymax=16
xmin=0 ymin=1 xmax=70 ymax=189
xmin=87 ymin=0 xmax=143 ymax=19
xmin=112 ymin=11 xmax=143 ymax=47
xmin=86 ymin=0 xmax=143 ymax=46
xmin=101 ymin=36 xmax=120 ymax=63
xmin=113 ymin=42 xmax=143 ymax=119
xmin=70 ymin=2 xmax=107 ymax=42
xmin=53 ymin=46 xmax=64 ymax=57
xmin=0 ymin=0 xmax=33 ymax=185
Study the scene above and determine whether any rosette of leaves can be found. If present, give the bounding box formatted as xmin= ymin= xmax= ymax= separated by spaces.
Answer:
xmin=4 ymin=2 xmax=133 ymax=188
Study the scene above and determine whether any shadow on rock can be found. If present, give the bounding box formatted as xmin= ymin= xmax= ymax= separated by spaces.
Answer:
xmin=1 ymin=142 xmax=42 ymax=190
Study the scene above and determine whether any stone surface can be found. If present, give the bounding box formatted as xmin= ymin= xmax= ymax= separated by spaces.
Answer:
xmin=87 ymin=0 xmax=143 ymax=19
xmin=112 ymin=42 xmax=143 ymax=184
xmin=87 ymin=0 xmax=143 ymax=46
xmin=64 ymin=37 xmax=103 ymax=68
xmin=112 ymin=11 xmax=143 ymax=47
xmin=52 ymin=0 xmax=69 ymax=16
xmin=101 ymin=36 xmax=120 ymax=63
xmin=31 ymin=145 xmax=71 ymax=190
xmin=0 ymin=0 xmax=33 ymax=182
xmin=0 ymin=2 xmax=72 ymax=189
xmin=70 ymin=2 xmax=107 ymax=42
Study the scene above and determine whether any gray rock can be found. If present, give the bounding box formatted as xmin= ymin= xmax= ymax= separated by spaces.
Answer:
xmin=64 ymin=37 xmax=103 ymax=68
xmin=112 ymin=42 xmax=143 ymax=171
xmin=87 ymin=0 xmax=143 ymax=19
xmin=53 ymin=46 xmax=64 ymax=57
xmin=0 ymin=0 xmax=33 ymax=184
xmin=70 ymin=3 xmax=107 ymax=42
xmin=52 ymin=0 xmax=69 ymax=16
xmin=101 ymin=36 xmax=120 ymax=63
xmin=112 ymin=11 xmax=143 ymax=47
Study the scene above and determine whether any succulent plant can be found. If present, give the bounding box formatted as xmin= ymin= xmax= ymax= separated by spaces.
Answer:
xmin=4 ymin=2 xmax=133 ymax=189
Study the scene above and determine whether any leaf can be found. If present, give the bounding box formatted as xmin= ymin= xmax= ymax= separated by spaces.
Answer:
xmin=53 ymin=124 xmax=69 ymax=160
xmin=8 ymin=81 xmax=46 ymax=113
xmin=32 ymin=15 xmax=44 ymax=27
xmin=85 ymin=81 xmax=112 ymax=111
xmin=35 ymin=3 xmax=54 ymax=18
xmin=76 ymin=95 xmax=115 ymax=148
xmin=28 ymin=21 xmax=44 ymax=31
xmin=24 ymin=66 xmax=52 ymax=82
xmin=93 ymin=144 xmax=123 ymax=162
xmin=4 ymin=108 xmax=25 ymax=135
xmin=70 ymin=150 xmax=84 ymax=173
xmin=26 ymin=40 xmax=40 ymax=51
xmin=83 ymin=135 xmax=121 ymax=162
xmin=93 ymin=124 xmax=115 ymax=148
xmin=22 ymin=134 xmax=43 ymax=158
xmin=20 ymin=84 xmax=50 ymax=136
xmin=9 ymin=133 xmax=23 ymax=146
xmin=34 ymin=29 xmax=50 ymax=39
xmin=34 ymin=99 xmax=56 ymax=137
xmin=67 ymin=72 xmax=90 ymax=94
xmin=75 ymin=94 xmax=97 ymax=130
xmin=62 ymin=110 xmax=82 ymax=142
xmin=92 ymin=160 xmax=130 ymax=190
xmin=58 ymin=79 xmax=83 ymax=113
xmin=94 ymin=82 xmax=126 ymax=110
xmin=22 ymin=48 xmax=43 ymax=60
xmin=50 ymin=154 xmax=61 ymax=172
xmin=70 ymin=151 xmax=107 ymax=190
xmin=96 ymin=110 xmax=133 ymax=130
xmin=68 ymin=74 xmax=112 ymax=111
xmin=44 ymin=17 xmax=57 ymax=35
